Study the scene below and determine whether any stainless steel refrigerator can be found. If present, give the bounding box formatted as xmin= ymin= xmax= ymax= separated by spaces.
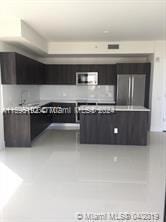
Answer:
xmin=117 ymin=74 xmax=146 ymax=106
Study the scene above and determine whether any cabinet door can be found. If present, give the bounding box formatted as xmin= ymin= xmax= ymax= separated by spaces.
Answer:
xmin=45 ymin=65 xmax=75 ymax=84
xmin=62 ymin=65 xmax=76 ymax=84
xmin=80 ymin=113 xmax=98 ymax=144
xmin=30 ymin=105 xmax=51 ymax=141
xmin=4 ymin=113 xmax=31 ymax=147
xmin=52 ymin=103 xmax=76 ymax=123
xmin=114 ymin=112 xmax=128 ymax=145
xmin=97 ymin=113 xmax=116 ymax=144
xmin=31 ymin=114 xmax=43 ymax=140
xmin=98 ymin=65 xmax=116 ymax=85
xmin=33 ymin=62 xmax=45 ymax=84
xmin=16 ymin=54 xmax=44 ymax=84
xmin=75 ymin=64 xmax=97 ymax=72
xmin=117 ymin=63 xmax=132 ymax=74
xmin=117 ymin=63 xmax=148 ymax=75
xmin=44 ymin=65 xmax=54 ymax=83
xmin=30 ymin=113 xmax=49 ymax=140
xmin=16 ymin=54 xmax=34 ymax=84
xmin=0 ymin=52 xmax=45 ymax=84
xmin=112 ymin=111 xmax=148 ymax=145
xmin=127 ymin=111 xmax=148 ymax=145
xmin=80 ymin=112 xmax=118 ymax=144
xmin=0 ymin=53 xmax=17 ymax=84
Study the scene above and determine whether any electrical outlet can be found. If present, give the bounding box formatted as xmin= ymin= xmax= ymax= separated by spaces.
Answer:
xmin=114 ymin=128 xmax=118 ymax=134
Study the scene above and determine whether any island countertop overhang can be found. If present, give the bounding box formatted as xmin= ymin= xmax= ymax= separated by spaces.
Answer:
xmin=79 ymin=105 xmax=150 ymax=112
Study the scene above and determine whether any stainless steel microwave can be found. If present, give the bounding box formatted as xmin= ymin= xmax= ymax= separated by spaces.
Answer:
xmin=76 ymin=72 xmax=98 ymax=85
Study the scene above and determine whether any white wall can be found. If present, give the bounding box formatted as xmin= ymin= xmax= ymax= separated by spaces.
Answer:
xmin=0 ymin=19 xmax=48 ymax=55
xmin=48 ymin=41 xmax=154 ymax=55
xmin=162 ymin=43 xmax=166 ymax=131
xmin=150 ymin=41 xmax=166 ymax=131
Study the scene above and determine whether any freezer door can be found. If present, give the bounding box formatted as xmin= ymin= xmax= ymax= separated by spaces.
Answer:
xmin=131 ymin=75 xmax=146 ymax=106
xmin=117 ymin=75 xmax=131 ymax=105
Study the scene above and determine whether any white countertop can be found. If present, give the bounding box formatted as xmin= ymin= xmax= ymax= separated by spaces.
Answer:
xmin=30 ymin=99 xmax=116 ymax=105
xmin=5 ymin=101 xmax=150 ymax=113
xmin=14 ymin=99 xmax=116 ymax=107
xmin=79 ymin=105 xmax=150 ymax=112
xmin=4 ymin=99 xmax=115 ymax=112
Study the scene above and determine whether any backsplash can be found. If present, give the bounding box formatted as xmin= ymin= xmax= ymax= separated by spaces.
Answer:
xmin=40 ymin=85 xmax=115 ymax=101
xmin=2 ymin=85 xmax=115 ymax=108
xmin=2 ymin=85 xmax=40 ymax=108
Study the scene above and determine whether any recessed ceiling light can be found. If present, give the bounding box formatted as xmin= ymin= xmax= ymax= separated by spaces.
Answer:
xmin=104 ymin=30 xmax=109 ymax=34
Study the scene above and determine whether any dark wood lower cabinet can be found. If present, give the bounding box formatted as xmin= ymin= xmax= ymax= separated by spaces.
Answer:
xmin=52 ymin=103 xmax=76 ymax=123
xmin=4 ymin=113 xmax=31 ymax=147
xmin=4 ymin=105 xmax=149 ymax=147
xmin=30 ymin=113 xmax=51 ymax=141
xmin=127 ymin=111 xmax=149 ymax=145
xmin=97 ymin=113 xmax=116 ymax=144
xmin=80 ymin=113 xmax=98 ymax=144
xmin=114 ymin=112 xmax=129 ymax=145
xmin=3 ymin=102 xmax=76 ymax=147
xmin=4 ymin=111 xmax=51 ymax=147
xmin=80 ymin=111 xmax=149 ymax=145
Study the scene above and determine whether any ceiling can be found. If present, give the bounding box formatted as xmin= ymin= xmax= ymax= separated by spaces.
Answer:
xmin=1 ymin=0 xmax=166 ymax=42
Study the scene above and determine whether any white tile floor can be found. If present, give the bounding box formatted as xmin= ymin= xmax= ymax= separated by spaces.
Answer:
xmin=0 ymin=130 xmax=165 ymax=222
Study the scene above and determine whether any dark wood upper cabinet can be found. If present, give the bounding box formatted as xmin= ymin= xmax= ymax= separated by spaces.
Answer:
xmin=45 ymin=64 xmax=116 ymax=85
xmin=98 ymin=64 xmax=116 ymax=85
xmin=0 ymin=52 xmax=17 ymax=84
xmin=0 ymin=53 xmax=150 ymax=88
xmin=45 ymin=65 xmax=76 ymax=84
xmin=116 ymin=63 xmax=150 ymax=75
xmin=0 ymin=52 xmax=45 ymax=84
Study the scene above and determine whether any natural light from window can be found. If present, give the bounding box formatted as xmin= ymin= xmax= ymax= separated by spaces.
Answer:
xmin=0 ymin=162 xmax=23 ymax=210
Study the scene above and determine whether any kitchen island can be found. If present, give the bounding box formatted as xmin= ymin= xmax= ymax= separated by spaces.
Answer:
xmin=80 ymin=105 xmax=150 ymax=146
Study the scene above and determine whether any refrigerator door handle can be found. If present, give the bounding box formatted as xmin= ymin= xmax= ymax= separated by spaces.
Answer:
xmin=128 ymin=77 xmax=131 ymax=105
xmin=131 ymin=76 xmax=135 ymax=105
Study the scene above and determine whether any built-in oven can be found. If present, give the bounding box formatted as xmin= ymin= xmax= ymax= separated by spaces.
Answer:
xmin=76 ymin=102 xmax=96 ymax=122
xmin=76 ymin=72 xmax=98 ymax=85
